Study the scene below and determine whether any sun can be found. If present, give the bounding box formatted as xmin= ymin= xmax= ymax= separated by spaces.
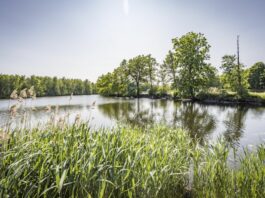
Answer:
xmin=123 ymin=0 xmax=129 ymax=16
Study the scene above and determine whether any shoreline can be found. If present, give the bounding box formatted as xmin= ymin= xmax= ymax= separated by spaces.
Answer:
xmin=110 ymin=94 xmax=265 ymax=106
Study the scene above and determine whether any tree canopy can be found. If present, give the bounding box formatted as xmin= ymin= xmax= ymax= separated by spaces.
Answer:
xmin=172 ymin=32 xmax=211 ymax=98
xmin=0 ymin=74 xmax=95 ymax=99
xmin=96 ymin=32 xmax=222 ymax=99
xmin=247 ymin=62 xmax=265 ymax=90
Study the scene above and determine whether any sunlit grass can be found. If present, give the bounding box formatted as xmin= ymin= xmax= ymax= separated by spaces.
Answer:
xmin=0 ymin=124 xmax=264 ymax=197
xmin=249 ymin=91 xmax=265 ymax=100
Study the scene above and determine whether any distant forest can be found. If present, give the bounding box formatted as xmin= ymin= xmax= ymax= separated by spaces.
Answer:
xmin=0 ymin=74 xmax=96 ymax=99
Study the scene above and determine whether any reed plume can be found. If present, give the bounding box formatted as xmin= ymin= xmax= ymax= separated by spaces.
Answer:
xmin=19 ymin=88 xmax=27 ymax=98
xmin=27 ymin=86 xmax=35 ymax=98
xmin=10 ymin=90 xmax=18 ymax=99
xmin=45 ymin=105 xmax=51 ymax=112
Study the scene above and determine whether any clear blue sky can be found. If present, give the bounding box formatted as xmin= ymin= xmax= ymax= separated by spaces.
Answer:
xmin=0 ymin=0 xmax=265 ymax=82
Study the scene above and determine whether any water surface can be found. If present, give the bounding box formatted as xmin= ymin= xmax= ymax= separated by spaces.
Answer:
xmin=0 ymin=95 xmax=265 ymax=148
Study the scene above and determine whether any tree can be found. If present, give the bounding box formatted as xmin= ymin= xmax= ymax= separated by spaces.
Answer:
xmin=163 ymin=50 xmax=178 ymax=90
xmin=145 ymin=55 xmax=157 ymax=96
xmin=158 ymin=63 xmax=170 ymax=96
xmin=247 ymin=62 xmax=265 ymax=90
xmin=205 ymin=64 xmax=220 ymax=88
xmin=112 ymin=60 xmax=130 ymax=96
xmin=0 ymin=74 xmax=95 ymax=98
xmin=220 ymin=55 xmax=248 ymax=95
xmin=96 ymin=73 xmax=114 ymax=96
xmin=127 ymin=55 xmax=148 ymax=97
xmin=172 ymin=32 xmax=211 ymax=98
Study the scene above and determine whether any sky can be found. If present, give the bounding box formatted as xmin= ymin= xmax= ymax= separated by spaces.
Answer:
xmin=0 ymin=0 xmax=265 ymax=82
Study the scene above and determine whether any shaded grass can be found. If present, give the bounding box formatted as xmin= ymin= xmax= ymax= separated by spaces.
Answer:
xmin=0 ymin=124 xmax=264 ymax=197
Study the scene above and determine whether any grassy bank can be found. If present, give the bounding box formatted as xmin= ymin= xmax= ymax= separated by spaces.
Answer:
xmin=0 ymin=124 xmax=264 ymax=197
xmin=109 ymin=90 xmax=265 ymax=106
xmin=196 ymin=90 xmax=265 ymax=105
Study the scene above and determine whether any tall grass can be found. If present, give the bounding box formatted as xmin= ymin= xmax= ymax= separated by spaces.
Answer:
xmin=0 ymin=124 xmax=264 ymax=197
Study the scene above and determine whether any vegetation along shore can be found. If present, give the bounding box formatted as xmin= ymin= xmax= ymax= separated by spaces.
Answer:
xmin=96 ymin=32 xmax=265 ymax=105
xmin=0 ymin=123 xmax=264 ymax=197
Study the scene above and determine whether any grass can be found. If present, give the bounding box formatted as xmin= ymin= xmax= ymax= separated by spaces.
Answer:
xmin=197 ymin=88 xmax=265 ymax=105
xmin=0 ymin=124 xmax=264 ymax=198
xmin=249 ymin=91 xmax=265 ymax=100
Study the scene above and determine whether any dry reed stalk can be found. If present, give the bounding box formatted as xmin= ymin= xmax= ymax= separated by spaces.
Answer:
xmin=0 ymin=132 xmax=9 ymax=141
xmin=74 ymin=113 xmax=81 ymax=125
xmin=9 ymin=104 xmax=18 ymax=117
xmin=45 ymin=105 xmax=51 ymax=113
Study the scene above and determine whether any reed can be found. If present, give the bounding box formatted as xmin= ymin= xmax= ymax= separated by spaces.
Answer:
xmin=0 ymin=124 xmax=264 ymax=198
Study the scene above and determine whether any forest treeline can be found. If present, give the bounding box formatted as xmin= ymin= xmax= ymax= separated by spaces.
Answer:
xmin=0 ymin=74 xmax=96 ymax=99
xmin=96 ymin=32 xmax=265 ymax=99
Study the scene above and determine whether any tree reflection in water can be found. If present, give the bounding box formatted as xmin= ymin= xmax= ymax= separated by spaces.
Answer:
xmin=98 ymin=100 xmax=217 ymax=143
xmin=223 ymin=106 xmax=248 ymax=147
xmin=172 ymin=102 xmax=216 ymax=144
xmin=97 ymin=99 xmax=156 ymax=127
xmin=97 ymin=100 xmax=265 ymax=145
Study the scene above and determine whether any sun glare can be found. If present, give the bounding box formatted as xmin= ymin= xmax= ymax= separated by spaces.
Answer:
xmin=123 ymin=0 xmax=129 ymax=15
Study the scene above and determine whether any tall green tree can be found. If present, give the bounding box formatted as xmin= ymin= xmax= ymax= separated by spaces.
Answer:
xmin=247 ymin=62 xmax=265 ymax=90
xmin=172 ymin=32 xmax=211 ymax=98
xmin=158 ymin=63 xmax=170 ymax=96
xmin=163 ymin=50 xmax=178 ymax=90
xmin=145 ymin=55 xmax=157 ymax=96
xmin=96 ymin=73 xmax=114 ymax=96
xmin=220 ymin=55 xmax=248 ymax=95
xmin=127 ymin=55 xmax=148 ymax=97
xmin=205 ymin=64 xmax=220 ymax=88
xmin=112 ymin=60 xmax=130 ymax=96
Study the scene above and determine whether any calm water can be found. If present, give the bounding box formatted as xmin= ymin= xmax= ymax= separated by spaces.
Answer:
xmin=0 ymin=95 xmax=265 ymax=148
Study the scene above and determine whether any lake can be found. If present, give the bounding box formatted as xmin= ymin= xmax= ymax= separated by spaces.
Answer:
xmin=0 ymin=95 xmax=265 ymax=148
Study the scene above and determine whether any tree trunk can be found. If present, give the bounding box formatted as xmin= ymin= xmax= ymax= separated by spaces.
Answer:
xmin=136 ymin=81 xmax=140 ymax=98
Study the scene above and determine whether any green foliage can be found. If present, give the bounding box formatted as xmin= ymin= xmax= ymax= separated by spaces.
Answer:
xmin=220 ymin=55 xmax=249 ymax=97
xmin=172 ymin=32 xmax=211 ymax=98
xmin=127 ymin=55 xmax=149 ymax=97
xmin=0 ymin=125 xmax=192 ymax=197
xmin=0 ymin=124 xmax=264 ymax=197
xmin=96 ymin=55 xmax=158 ymax=97
xmin=247 ymin=62 xmax=265 ymax=90
xmin=162 ymin=50 xmax=178 ymax=90
xmin=0 ymin=74 xmax=95 ymax=98
xmin=95 ymin=32 xmax=261 ymax=100
xmin=96 ymin=72 xmax=115 ymax=96
xmin=146 ymin=55 xmax=158 ymax=96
